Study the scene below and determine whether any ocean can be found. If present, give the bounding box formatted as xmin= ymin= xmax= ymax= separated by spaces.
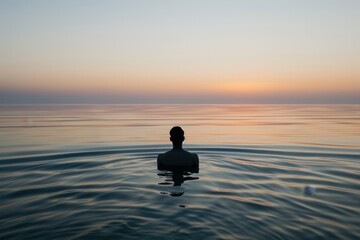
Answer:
xmin=0 ymin=104 xmax=359 ymax=239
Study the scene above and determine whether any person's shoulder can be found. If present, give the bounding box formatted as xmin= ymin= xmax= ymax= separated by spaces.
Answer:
xmin=184 ymin=150 xmax=199 ymax=161
xmin=191 ymin=152 xmax=199 ymax=160
xmin=157 ymin=153 xmax=164 ymax=160
xmin=157 ymin=150 xmax=172 ymax=159
xmin=183 ymin=149 xmax=198 ymax=160
xmin=161 ymin=150 xmax=173 ymax=156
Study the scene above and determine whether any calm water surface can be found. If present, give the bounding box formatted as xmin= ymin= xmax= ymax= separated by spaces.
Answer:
xmin=0 ymin=104 xmax=359 ymax=239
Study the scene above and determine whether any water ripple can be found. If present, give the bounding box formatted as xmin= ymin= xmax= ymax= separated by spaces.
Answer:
xmin=0 ymin=144 xmax=359 ymax=239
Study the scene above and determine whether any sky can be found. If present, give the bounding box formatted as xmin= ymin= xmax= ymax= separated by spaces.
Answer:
xmin=0 ymin=0 xmax=359 ymax=104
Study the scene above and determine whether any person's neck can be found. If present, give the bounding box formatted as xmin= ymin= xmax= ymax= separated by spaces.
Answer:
xmin=172 ymin=144 xmax=183 ymax=150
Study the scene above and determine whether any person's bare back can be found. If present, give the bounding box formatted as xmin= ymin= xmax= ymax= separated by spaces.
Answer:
xmin=157 ymin=126 xmax=199 ymax=173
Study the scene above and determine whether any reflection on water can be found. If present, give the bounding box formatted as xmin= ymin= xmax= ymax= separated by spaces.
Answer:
xmin=0 ymin=104 xmax=359 ymax=239
xmin=158 ymin=171 xmax=199 ymax=197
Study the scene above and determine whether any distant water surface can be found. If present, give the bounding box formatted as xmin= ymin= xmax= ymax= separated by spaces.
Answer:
xmin=0 ymin=104 xmax=359 ymax=239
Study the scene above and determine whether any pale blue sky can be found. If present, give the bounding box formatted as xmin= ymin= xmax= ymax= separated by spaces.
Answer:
xmin=0 ymin=0 xmax=359 ymax=103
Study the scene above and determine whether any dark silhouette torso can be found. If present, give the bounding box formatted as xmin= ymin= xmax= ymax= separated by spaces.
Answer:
xmin=157 ymin=148 xmax=199 ymax=173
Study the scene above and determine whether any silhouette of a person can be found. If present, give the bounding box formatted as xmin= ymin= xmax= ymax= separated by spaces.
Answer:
xmin=157 ymin=126 xmax=199 ymax=173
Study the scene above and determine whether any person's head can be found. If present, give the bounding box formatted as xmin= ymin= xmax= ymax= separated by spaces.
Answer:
xmin=170 ymin=126 xmax=185 ymax=147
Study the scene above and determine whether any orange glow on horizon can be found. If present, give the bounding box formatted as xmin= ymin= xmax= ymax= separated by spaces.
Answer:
xmin=1 ymin=66 xmax=359 ymax=96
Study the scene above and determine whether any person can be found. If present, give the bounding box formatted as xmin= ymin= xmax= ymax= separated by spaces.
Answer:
xmin=157 ymin=126 xmax=199 ymax=173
